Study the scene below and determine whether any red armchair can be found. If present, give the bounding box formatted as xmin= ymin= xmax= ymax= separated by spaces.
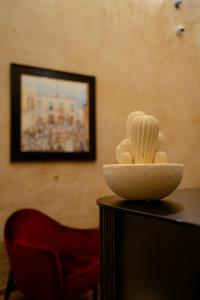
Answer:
xmin=4 ymin=208 xmax=100 ymax=300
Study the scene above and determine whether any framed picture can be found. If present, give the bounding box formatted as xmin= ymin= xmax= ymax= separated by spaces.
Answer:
xmin=10 ymin=63 xmax=96 ymax=161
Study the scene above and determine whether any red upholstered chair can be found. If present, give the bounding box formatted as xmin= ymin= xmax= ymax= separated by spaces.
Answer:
xmin=4 ymin=208 xmax=100 ymax=300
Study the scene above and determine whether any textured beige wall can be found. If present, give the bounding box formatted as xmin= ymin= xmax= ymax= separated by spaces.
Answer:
xmin=0 ymin=0 xmax=200 ymax=288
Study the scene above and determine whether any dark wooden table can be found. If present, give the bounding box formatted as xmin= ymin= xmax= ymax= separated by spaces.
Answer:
xmin=97 ymin=187 xmax=200 ymax=300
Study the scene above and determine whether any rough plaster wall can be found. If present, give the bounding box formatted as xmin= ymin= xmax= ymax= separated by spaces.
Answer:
xmin=0 ymin=0 xmax=200 ymax=288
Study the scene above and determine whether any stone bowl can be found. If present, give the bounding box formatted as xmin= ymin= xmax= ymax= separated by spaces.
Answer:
xmin=103 ymin=163 xmax=184 ymax=201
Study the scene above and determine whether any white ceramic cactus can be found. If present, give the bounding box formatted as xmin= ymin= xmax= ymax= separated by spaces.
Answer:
xmin=121 ymin=152 xmax=132 ymax=164
xmin=115 ymin=111 xmax=168 ymax=165
xmin=126 ymin=111 xmax=145 ymax=140
xmin=131 ymin=115 xmax=159 ymax=164
xmin=116 ymin=139 xmax=132 ymax=164
xmin=156 ymin=132 xmax=166 ymax=151
xmin=154 ymin=151 xmax=168 ymax=163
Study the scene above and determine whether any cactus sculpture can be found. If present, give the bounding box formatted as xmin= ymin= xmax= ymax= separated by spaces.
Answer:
xmin=156 ymin=132 xmax=166 ymax=151
xmin=116 ymin=139 xmax=132 ymax=164
xmin=116 ymin=111 xmax=168 ymax=164
xmin=131 ymin=115 xmax=159 ymax=163
xmin=126 ymin=110 xmax=145 ymax=140
xmin=154 ymin=151 xmax=168 ymax=163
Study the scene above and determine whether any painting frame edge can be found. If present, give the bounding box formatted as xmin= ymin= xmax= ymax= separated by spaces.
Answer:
xmin=10 ymin=63 xmax=96 ymax=162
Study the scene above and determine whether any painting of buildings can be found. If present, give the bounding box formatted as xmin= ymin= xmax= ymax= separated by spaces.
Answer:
xmin=21 ymin=75 xmax=90 ymax=153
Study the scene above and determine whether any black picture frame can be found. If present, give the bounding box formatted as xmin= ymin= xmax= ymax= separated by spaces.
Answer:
xmin=10 ymin=63 xmax=96 ymax=161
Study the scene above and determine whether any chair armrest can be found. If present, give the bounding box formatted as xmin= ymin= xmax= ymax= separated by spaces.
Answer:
xmin=6 ymin=241 xmax=64 ymax=300
xmin=58 ymin=226 xmax=99 ymax=256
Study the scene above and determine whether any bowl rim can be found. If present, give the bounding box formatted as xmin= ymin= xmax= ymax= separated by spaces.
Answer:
xmin=103 ymin=163 xmax=184 ymax=168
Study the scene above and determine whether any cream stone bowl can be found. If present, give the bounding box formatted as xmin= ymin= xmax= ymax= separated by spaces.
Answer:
xmin=103 ymin=164 xmax=184 ymax=200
